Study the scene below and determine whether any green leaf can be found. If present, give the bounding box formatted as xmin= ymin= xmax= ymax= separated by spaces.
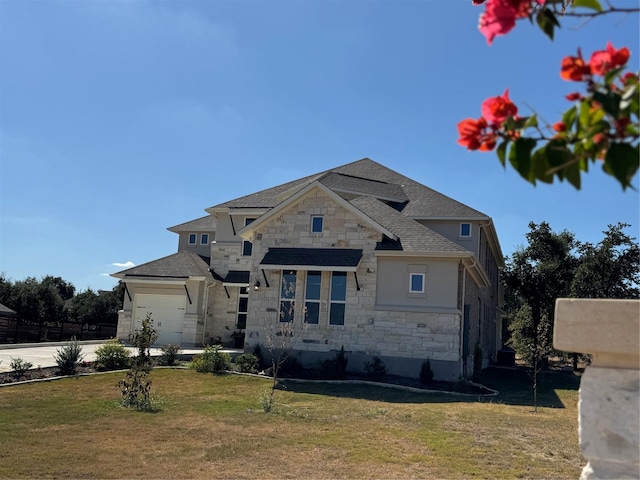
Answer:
xmin=536 ymin=9 xmax=559 ymax=41
xmin=620 ymin=84 xmax=637 ymax=111
xmin=571 ymin=0 xmax=603 ymax=12
xmin=603 ymin=66 xmax=624 ymax=86
xmin=531 ymin=149 xmax=553 ymax=184
xmin=524 ymin=115 xmax=538 ymax=129
xmin=545 ymin=139 xmax=572 ymax=169
xmin=497 ymin=140 xmax=508 ymax=167
xmin=562 ymin=106 xmax=577 ymax=130
xmin=509 ymin=138 xmax=538 ymax=183
xmin=603 ymin=143 xmax=640 ymax=190
xmin=565 ymin=160 xmax=581 ymax=189
xmin=579 ymin=100 xmax=591 ymax=129
xmin=593 ymin=91 xmax=620 ymax=118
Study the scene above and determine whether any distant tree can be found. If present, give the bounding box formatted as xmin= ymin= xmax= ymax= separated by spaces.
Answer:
xmin=41 ymin=275 xmax=75 ymax=301
xmin=571 ymin=223 xmax=639 ymax=299
xmin=503 ymin=222 xmax=577 ymax=411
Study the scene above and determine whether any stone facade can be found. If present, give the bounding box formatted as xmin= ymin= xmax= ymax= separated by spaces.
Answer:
xmin=241 ymin=189 xmax=465 ymax=379
xmin=554 ymin=298 xmax=640 ymax=480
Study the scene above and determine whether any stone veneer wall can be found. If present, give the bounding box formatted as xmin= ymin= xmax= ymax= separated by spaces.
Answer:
xmin=554 ymin=299 xmax=639 ymax=480
xmin=244 ymin=189 xmax=463 ymax=380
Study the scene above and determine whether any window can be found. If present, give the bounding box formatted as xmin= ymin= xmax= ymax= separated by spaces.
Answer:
xmin=201 ymin=233 xmax=209 ymax=245
xmin=304 ymin=271 xmax=321 ymax=324
xmin=242 ymin=218 xmax=256 ymax=256
xmin=311 ymin=216 xmax=323 ymax=233
xmin=329 ymin=272 xmax=347 ymax=325
xmin=279 ymin=270 xmax=297 ymax=323
xmin=460 ymin=223 xmax=471 ymax=237
xmin=188 ymin=233 xmax=197 ymax=245
xmin=409 ymin=273 xmax=425 ymax=293
xmin=237 ymin=287 xmax=248 ymax=329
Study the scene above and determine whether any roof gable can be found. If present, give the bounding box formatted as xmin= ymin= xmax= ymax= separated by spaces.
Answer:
xmin=111 ymin=251 xmax=212 ymax=280
xmin=349 ymin=196 xmax=471 ymax=255
xmin=238 ymin=181 xmax=396 ymax=240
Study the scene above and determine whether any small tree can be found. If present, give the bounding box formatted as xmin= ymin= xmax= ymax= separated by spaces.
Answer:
xmin=54 ymin=336 xmax=85 ymax=375
xmin=118 ymin=313 xmax=159 ymax=411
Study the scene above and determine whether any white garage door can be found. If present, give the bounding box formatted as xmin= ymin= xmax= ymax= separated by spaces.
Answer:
xmin=134 ymin=294 xmax=186 ymax=345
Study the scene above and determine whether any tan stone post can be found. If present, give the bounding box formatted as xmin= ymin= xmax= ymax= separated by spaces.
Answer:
xmin=554 ymin=299 xmax=640 ymax=480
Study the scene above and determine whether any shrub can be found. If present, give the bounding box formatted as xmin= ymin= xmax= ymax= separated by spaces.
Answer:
xmin=364 ymin=356 xmax=387 ymax=381
xmin=473 ymin=341 xmax=483 ymax=380
xmin=54 ymin=337 xmax=85 ymax=375
xmin=319 ymin=346 xmax=349 ymax=379
xmin=278 ymin=355 xmax=304 ymax=377
xmin=94 ymin=339 xmax=131 ymax=371
xmin=190 ymin=345 xmax=231 ymax=374
xmin=235 ymin=353 xmax=259 ymax=373
xmin=253 ymin=343 xmax=265 ymax=369
xmin=10 ymin=357 xmax=33 ymax=379
xmin=420 ymin=358 xmax=434 ymax=384
xmin=159 ymin=344 xmax=182 ymax=366
xmin=119 ymin=313 xmax=160 ymax=411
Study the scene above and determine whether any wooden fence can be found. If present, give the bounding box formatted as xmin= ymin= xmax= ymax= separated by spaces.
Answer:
xmin=0 ymin=317 xmax=117 ymax=344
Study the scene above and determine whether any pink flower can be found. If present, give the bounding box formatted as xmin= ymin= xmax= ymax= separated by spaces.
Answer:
xmin=479 ymin=0 xmax=544 ymax=45
xmin=481 ymin=89 xmax=518 ymax=125
xmin=590 ymin=42 xmax=630 ymax=76
xmin=457 ymin=117 xmax=497 ymax=151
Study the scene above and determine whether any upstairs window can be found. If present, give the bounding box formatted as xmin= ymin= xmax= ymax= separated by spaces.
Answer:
xmin=188 ymin=233 xmax=197 ymax=245
xmin=201 ymin=233 xmax=209 ymax=245
xmin=242 ymin=218 xmax=256 ymax=256
xmin=304 ymin=271 xmax=322 ymax=324
xmin=409 ymin=273 xmax=425 ymax=293
xmin=460 ymin=223 xmax=471 ymax=238
xmin=311 ymin=216 xmax=324 ymax=233
xmin=329 ymin=272 xmax=347 ymax=326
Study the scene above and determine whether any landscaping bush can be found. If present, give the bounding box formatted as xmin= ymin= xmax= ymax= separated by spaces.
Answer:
xmin=54 ymin=337 xmax=85 ymax=375
xmin=10 ymin=357 xmax=33 ymax=379
xmin=159 ymin=344 xmax=182 ymax=366
xmin=278 ymin=355 xmax=304 ymax=377
xmin=319 ymin=346 xmax=349 ymax=379
xmin=190 ymin=345 xmax=231 ymax=374
xmin=253 ymin=343 xmax=265 ymax=369
xmin=94 ymin=339 xmax=131 ymax=371
xmin=235 ymin=353 xmax=259 ymax=373
xmin=420 ymin=358 xmax=434 ymax=384
xmin=364 ymin=356 xmax=387 ymax=381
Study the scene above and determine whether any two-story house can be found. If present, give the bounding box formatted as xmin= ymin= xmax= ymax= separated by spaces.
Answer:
xmin=113 ymin=158 xmax=504 ymax=380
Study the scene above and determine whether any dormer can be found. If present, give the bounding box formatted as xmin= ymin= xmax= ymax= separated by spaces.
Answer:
xmin=167 ymin=214 xmax=217 ymax=257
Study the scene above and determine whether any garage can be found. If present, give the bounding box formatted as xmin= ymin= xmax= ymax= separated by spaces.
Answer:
xmin=133 ymin=294 xmax=186 ymax=345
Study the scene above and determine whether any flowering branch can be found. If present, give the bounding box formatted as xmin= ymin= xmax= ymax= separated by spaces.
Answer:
xmin=458 ymin=43 xmax=639 ymax=190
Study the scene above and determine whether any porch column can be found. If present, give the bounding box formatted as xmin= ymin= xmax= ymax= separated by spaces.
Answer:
xmin=554 ymin=299 xmax=640 ymax=480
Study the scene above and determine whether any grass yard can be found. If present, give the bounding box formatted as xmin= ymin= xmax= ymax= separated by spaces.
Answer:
xmin=0 ymin=368 xmax=583 ymax=479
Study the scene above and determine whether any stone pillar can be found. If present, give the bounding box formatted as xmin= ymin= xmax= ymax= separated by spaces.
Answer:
xmin=554 ymin=299 xmax=640 ymax=480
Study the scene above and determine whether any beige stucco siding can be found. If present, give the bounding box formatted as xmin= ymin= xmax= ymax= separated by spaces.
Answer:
xmin=375 ymin=257 xmax=459 ymax=311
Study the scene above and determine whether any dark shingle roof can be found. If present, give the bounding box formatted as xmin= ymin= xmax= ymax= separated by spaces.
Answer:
xmin=260 ymin=248 xmax=363 ymax=269
xmin=208 ymin=158 xmax=487 ymax=218
xmin=0 ymin=303 xmax=17 ymax=317
xmin=168 ymin=215 xmax=216 ymax=232
xmin=318 ymin=172 xmax=408 ymax=202
xmin=112 ymin=251 xmax=212 ymax=280
xmin=223 ymin=270 xmax=250 ymax=285
xmin=350 ymin=196 xmax=471 ymax=254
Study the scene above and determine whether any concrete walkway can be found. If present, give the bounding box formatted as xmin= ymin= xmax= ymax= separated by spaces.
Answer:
xmin=0 ymin=341 xmax=221 ymax=373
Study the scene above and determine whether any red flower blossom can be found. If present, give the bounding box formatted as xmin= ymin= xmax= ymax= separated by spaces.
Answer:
xmin=552 ymin=122 xmax=566 ymax=132
xmin=472 ymin=0 xmax=486 ymax=4
xmin=560 ymin=51 xmax=591 ymax=81
xmin=590 ymin=42 xmax=630 ymax=76
xmin=457 ymin=117 xmax=497 ymax=151
xmin=565 ymin=92 xmax=582 ymax=101
xmin=481 ymin=89 xmax=518 ymax=125
xmin=479 ymin=0 xmax=544 ymax=45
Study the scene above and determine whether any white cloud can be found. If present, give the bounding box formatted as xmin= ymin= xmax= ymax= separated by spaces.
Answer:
xmin=112 ymin=261 xmax=135 ymax=268
xmin=100 ymin=273 xmax=111 ymax=277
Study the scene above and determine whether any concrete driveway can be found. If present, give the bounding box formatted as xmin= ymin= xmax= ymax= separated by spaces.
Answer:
xmin=0 ymin=341 xmax=209 ymax=373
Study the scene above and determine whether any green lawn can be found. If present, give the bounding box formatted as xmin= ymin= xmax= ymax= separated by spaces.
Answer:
xmin=0 ymin=368 xmax=583 ymax=479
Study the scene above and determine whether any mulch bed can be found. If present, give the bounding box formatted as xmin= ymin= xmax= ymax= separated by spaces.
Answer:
xmin=1 ymin=363 xmax=496 ymax=396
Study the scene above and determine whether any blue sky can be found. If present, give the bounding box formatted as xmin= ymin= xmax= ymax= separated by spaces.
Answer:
xmin=1 ymin=0 xmax=638 ymax=293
